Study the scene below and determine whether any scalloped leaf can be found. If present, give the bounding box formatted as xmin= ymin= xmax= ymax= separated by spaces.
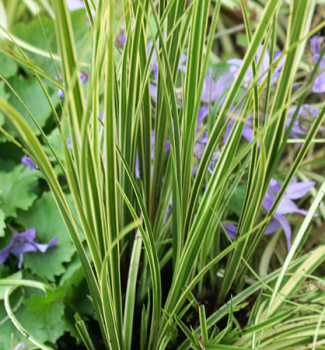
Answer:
xmin=0 ymin=291 xmax=66 ymax=349
xmin=24 ymin=288 xmax=66 ymax=330
xmin=0 ymin=164 xmax=39 ymax=218
xmin=6 ymin=75 xmax=59 ymax=136
xmin=0 ymin=52 xmax=18 ymax=79
xmin=17 ymin=192 xmax=76 ymax=281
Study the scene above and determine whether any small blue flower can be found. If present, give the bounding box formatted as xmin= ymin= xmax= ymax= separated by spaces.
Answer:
xmin=227 ymin=45 xmax=285 ymax=86
xmin=0 ymin=228 xmax=58 ymax=269
xmin=21 ymin=155 xmax=37 ymax=170
xmin=116 ymin=33 xmax=126 ymax=48
xmin=225 ymin=177 xmax=315 ymax=250
xmin=147 ymin=39 xmax=187 ymax=102
xmin=58 ymin=71 xmax=88 ymax=98
xmin=223 ymin=103 xmax=318 ymax=145
xmin=262 ymin=177 xmax=315 ymax=249
xmin=201 ymin=69 xmax=233 ymax=104
xmin=310 ymin=36 xmax=325 ymax=93
xmin=310 ymin=36 xmax=322 ymax=56
xmin=65 ymin=0 xmax=85 ymax=11
xmin=135 ymin=130 xmax=170 ymax=178
xmin=286 ymin=104 xmax=319 ymax=139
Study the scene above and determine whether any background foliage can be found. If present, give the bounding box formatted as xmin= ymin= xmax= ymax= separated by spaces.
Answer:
xmin=0 ymin=0 xmax=325 ymax=350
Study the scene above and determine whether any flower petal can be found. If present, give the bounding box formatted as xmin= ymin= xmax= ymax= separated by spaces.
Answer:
xmin=256 ymin=45 xmax=270 ymax=76
xmin=273 ymin=51 xmax=286 ymax=75
xmin=242 ymin=124 xmax=253 ymax=142
xmin=223 ymin=119 xmax=234 ymax=144
xmin=17 ymin=253 xmax=24 ymax=269
xmin=14 ymin=228 xmax=36 ymax=242
xmin=286 ymin=117 xmax=307 ymax=136
xmin=147 ymin=39 xmax=158 ymax=79
xmin=150 ymin=84 xmax=157 ymax=101
xmin=224 ymin=224 xmax=237 ymax=240
xmin=262 ymin=196 xmax=274 ymax=212
xmin=66 ymin=0 xmax=85 ymax=11
xmin=67 ymin=139 xmax=73 ymax=149
xmin=314 ymin=54 xmax=325 ymax=70
xmin=21 ymin=155 xmax=37 ymax=170
xmin=269 ymin=178 xmax=282 ymax=193
xmin=273 ymin=213 xmax=292 ymax=250
xmin=310 ymin=36 xmax=321 ymax=55
xmin=285 ymin=180 xmax=315 ymax=199
xmin=264 ymin=218 xmax=281 ymax=235
xmin=227 ymin=58 xmax=243 ymax=67
xmin=201 ymin=131 xmax=208 ymax=144
xmin=34 ymin=237 xmax=58 ymax=253
xmin=0 ymin=245 xmax=12 ymax=264
xmin=197 ymin=106 xmax=209 ymax=127
xmin=275 ymin=198 xmax=300 ymax=215
xmin=312 ymin=71 xmax=325 ymax=93
xmin=79 ymin=71 xmax=88 ymax=85
xmin=14 ymin=343 xmax=26 ymax=350
xmin=135 ymin=153 xmax=140 ymax=179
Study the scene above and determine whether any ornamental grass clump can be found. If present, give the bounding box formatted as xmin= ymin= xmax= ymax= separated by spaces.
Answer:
xmin=0 ymin=0 xmax=325 ymax=349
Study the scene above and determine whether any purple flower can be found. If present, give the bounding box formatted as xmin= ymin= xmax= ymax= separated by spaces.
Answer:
xmin=193 ymin=107 xmax=209 ymax=176
xmin=312 ymin=60 xmax=325 ymax=93
xmin=192 ymin=106 xmax=221 ymax=175
xmin=310 ymin=36 xmax=325 ymax=93
xmin=21 ymin=155 xmax=37 ymax=170
xmin=262 ymin=177 xmax=315 ymax=249
xmin=58 ymin=71 xmax=88 ymax=98
xmin=224 ymin=224 xmax=237 ymax=240
xmin=151 ymin=130 xmax=170 ymax=157
xmin=79 ymin=71 xmax=88 ymax=85
xmin=310 ymin=36 xmax=322 ymax=55
xmin=65 ymin=0 xmax=85 ymax=11
xmin=135 ymin=130 xmax=170 ymax=178
xmin=225 ymin=177 xmax=315 ymax=250
xmin=223 ymin=102 xmax=319 ymax=145
xmin=147 ymin=39 xmax=159 ymax=81
xmin=224 ymin=115 xmax=253 ymax=144
xmin=273 ymin=51 xmax=286 ymax=77
xmin=201 ymin=69 xmax=233 ymax=104
xmin=0 ymin=228 xmax=58 ymax=269
xmin=197 ymin=106 xmax=209 ymax=127
xmin=287 ymin=104 xmax=319 ymax=139
xmin=66 ymin=138 xmax=73 ymax=149
xmin=312 ymin=58 xmax=325 ymax=93
xmin=116 ymin=33 xmax=126 ymax=48
xmin=147 ymin=39 xmax=187 ymax=101
xmin=150 ymin=84 xmax=158 ymax=102
xmin=228 ymin=45 xmax=285 ymax=86
xmin=179 ymin=53 xmax=187 ymax=74
xmin=14 ymin=344 xmax=26 ymax=350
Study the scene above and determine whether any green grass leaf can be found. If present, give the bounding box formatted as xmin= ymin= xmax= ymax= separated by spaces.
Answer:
xmin=0 ymin=210 xmax=4 ymax=237
xmin=0 ymin=271 xmax=22 ymax=299
xmin=227 ymin=185 xmax=246 ymax=217
xmin=0 ymin=80 xmax=8 ymax=128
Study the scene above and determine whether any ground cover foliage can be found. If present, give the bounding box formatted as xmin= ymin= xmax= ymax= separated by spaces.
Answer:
xmin=0 ymin=0 xmax=325 ymax=349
